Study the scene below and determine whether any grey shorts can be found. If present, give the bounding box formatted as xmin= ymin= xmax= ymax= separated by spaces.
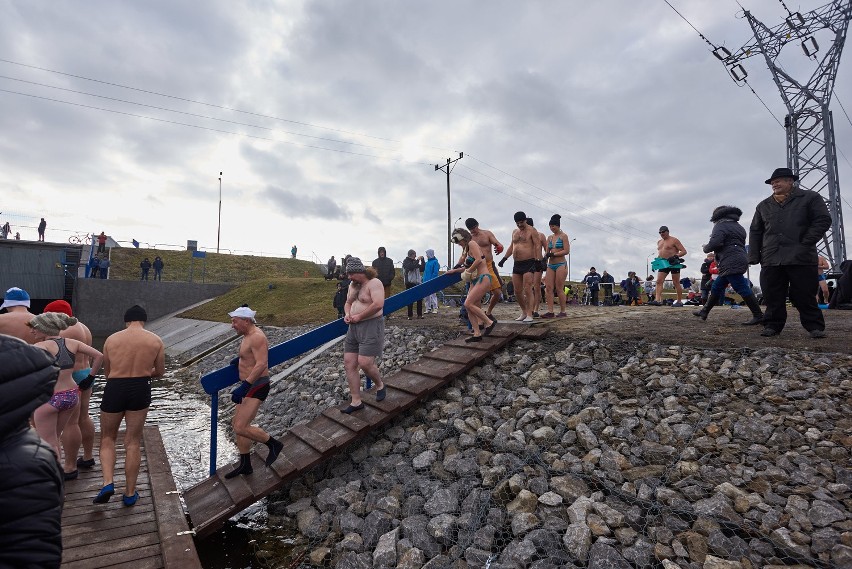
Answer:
xmin=344 ymin=317 xmax=384 ymax=357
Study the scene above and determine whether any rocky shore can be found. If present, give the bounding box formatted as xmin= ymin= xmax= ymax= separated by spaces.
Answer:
xmin=182 ymin=323 xmax=852 ymax=568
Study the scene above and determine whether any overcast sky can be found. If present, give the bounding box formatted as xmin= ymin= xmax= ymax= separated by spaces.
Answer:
xmin=2 ymin=0 xmax=850 ymax=281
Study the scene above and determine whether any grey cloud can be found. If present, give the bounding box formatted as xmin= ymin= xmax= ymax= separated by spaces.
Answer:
xmin=260 ymin=185 xmax=351 ymax=220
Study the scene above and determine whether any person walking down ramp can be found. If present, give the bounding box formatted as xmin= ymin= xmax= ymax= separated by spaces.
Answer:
xmin=224 ymin=306 xmax=283 ymax=478
xmin=692 ymin=206 xmax=763 ymax=325
xmin=93 ymin=305 xmax=164 ymax=506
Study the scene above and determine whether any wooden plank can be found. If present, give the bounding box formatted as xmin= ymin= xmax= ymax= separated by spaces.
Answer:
xmin=518 ymin=326 xmax=549 ymax=340
xmin=61 ymin=531 xmax=160 ymax=563
xmin=402 ymin=359 xmax=469 ymax=379
xmin=142 ymin=427 xmax=202 ymax=569
xmin=62 ymin=510 xmax=155 ymax=537
xmin=321 ymin=407 xmax=371 ymax=433
xmin=63 ymin=503 xmax=156 ymax=526
xmin=184 ymin=477 xmax=236 ymax=538
xmin=422 ymin=345 xmax=492 ymax=363
xmin=62 ymin=544 xmax=163 ymax=569
xmin=64 ymin=521 xmax=159 ymax=549
xmin=384 ymin=371 xmax=445 ymax=395
xmin=215 ymin=469 xmax=255 ymax=508
xmin=274 ymin=434 xmax=325 ymax=472
xmin=362 ymin=389 xmax=416 ymax=414
xmin=290 ymin=423 xmax=336 ymax=454
xmin=304 ymin=415 xmax=359 ymax=448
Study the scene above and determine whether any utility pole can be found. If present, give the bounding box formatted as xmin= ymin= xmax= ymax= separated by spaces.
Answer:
xmin=435 ymin=153 xmax=463 ymax=270
xmin=715 ymin=0 xmax=850 ymax=270
xmin=217 ymin=172 xmax=222 ymax=254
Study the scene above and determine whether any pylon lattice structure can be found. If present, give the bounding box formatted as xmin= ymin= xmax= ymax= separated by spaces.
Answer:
xmin=719 ymin=0 xmax=851 ymax=270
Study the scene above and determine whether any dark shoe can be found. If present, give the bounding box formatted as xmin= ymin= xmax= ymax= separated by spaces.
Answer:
xmin=532 ymin=312 xmax=541 ymax=318
xmin=647 ymin=300 xmax=662 ymax=306
xmin=465 ymin=336 xmax=482 ymax=343
xmin=760 ymin=327 xmax=779 ymax=337
xmin=809 ymin=329 xmax=826 ymax=339
xmin=692 ymin=308 xmax=708 ymax=321
xmin=93 ymin=483 xmax=115 ymax=504
xmin=742 ymin=295 xmax=764 ymax=325
xmin=224 ymin=460 xmax=253 ymax=479
xmin=265 ymin=438 xmax=284 ymax=466
xmin=541 ymin=312 xmax=555 ymax=318
xmin=375 ymin=387 xmax=386 ymax=402
xmin=122 ymin=492 xmax=139 ymax=507
xmin=341 ymin=402 xmax=365 ymax=414
xmin=483 ymin=320 xmax=497 ymax=337
xmin=692 ymin=293 xmax=719 ymax=321
xmin=77 ymin=457 xmax=96 ymax=469
xmin=64 ymin=470 xmax=79 ymax=481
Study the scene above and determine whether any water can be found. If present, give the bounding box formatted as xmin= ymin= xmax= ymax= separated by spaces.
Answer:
xmin=87 ymin=361 xmax=264 ymax=567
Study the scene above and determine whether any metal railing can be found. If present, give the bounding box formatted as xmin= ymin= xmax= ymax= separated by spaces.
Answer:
xmin=199 ymin=272 xmax=461 ymax=475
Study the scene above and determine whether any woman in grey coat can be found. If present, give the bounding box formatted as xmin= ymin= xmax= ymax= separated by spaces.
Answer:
xmin=693 ymin=205 xmax=763 ymax=324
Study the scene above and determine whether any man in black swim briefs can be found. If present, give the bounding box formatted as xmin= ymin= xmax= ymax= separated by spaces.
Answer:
xmin=93 ymin=305 xmax=164 ymax=507
xmin=224 ymin=305 xmax=284 ymax=479
xmin=498 ymin=212 xmax=539 ymax=322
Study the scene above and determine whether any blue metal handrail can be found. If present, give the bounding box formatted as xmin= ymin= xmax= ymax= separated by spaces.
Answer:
xmin=200 ymin=272 xmax=461 ymax=475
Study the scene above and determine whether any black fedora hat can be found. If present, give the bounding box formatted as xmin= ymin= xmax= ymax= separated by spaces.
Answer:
xmin=765 ymin=167 xmax=799 ymax=184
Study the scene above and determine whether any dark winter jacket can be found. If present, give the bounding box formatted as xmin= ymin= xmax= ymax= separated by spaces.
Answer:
xmin=699 ymin=257 xmax=714 ymax=290
xmin=829 ymin=259 xmax=852 ymax=309
xmin=748 ymin=188 xmax=832 ymax=266
xmin=372 ymin=248 xmax=395 ymax=287
xmin=0 ymin=335 xmax=63 ymax=568
xmin=703 ymin=206 xmax=748 ymax=277
xmin=402 ymin=256 xmax=425 ymax=285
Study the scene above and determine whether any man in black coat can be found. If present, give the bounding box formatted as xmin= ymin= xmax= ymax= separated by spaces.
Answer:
xmin=0 ymin=335 xmax=63 ymax=567
xmin=371 ymin=246 xmax=395 ymax=299
xmin=748 ymin=167 xmax=833 ymax=338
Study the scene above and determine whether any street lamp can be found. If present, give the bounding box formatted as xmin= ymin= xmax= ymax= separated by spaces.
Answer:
xmin=217 ymin=172 xmax=223 ymax=254
xmin=567 ymin=238 xmax=577 ymax=282
xmin=451 ymin=216 xmax=462 ymax=268
xmin=646 ymin=252 xmax=655 ymax=279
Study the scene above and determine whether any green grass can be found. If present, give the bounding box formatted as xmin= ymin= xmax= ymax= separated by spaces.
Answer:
xmin=108 ymin=248 xmax=323 ymax=283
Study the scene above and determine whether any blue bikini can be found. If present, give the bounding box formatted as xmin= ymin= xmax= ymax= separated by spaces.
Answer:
xmin=547 ymin=236 xmax=567 ymax=271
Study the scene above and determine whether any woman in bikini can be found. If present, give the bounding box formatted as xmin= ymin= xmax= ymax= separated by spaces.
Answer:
xmin=448 ymin=228 xmax=497 ymax=342
xmin=543 ymin=214 xmax=570 ymax=317
xmin=28 ymin=312 xmax=103 ymax=460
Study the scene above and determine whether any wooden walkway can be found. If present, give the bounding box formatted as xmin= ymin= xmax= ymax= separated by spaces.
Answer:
xmin=184 ymin=324 xmax=548 ymax=538
xmin=61 ymin=427 xmax=200 ymax=568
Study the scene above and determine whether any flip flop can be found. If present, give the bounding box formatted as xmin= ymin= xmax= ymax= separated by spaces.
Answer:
xmin=341 ymin=402 xmax=365 ymax=414
xmin=376 ymin=387 xmax=386 ymax=402
xmin=93 ymin=483 xmax=115 ymax=504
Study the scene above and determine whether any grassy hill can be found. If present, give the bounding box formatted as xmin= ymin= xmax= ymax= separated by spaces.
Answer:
xmin=108 ymin=248 xmax=323 ymax=283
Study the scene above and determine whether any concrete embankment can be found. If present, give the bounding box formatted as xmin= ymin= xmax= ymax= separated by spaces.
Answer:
xmin=75 ymin=279 xmax=233 ymax=337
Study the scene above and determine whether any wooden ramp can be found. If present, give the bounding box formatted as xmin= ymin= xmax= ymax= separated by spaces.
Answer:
xmin=184 ymin=324 xmax=548 ymax=538
xmin=61 ymin=427 xmax=201 ymax=568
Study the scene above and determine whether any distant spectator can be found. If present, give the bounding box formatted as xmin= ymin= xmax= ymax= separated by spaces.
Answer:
xmin=153 ymin=256 xmax=164 ymax=281
xmin=333 ymin=281 xmax=347 ymax=318
xmin=402 ymin=249 xmax=425 ymax=320
xmin=1 ymin=221 xmax=10 ymax=239
xmin=98 ymin=255 xmax=110 ymax=279
xmin=828 ymin=259 xmax=851 ymax=310
xmin=291 ymin=245 xmax=297 ymax=259
xmin=699 ymin=253 xmax=715 ymax=303
xmin=38 ymin=218 xmax=46 ymax=241
xmin=14 ymin=231 xmax=20 ymax=240
xmin=0 ymin=335 xmax=63 ymax=567
xmin=140 ymin=258 xmax=151 ymax=281
xmin=620 ymin=271 xmax=640 ymax=306
xmin=327 ymin=256 xmax=337 ymax=278
xmin=643 ymin=275 xmax=655 ymax=303
xmin=97 ymin=231 xmax=107 ymax=254
xmin=582 ymin=267 xmax=601 ymax=306
xmin=89 ymin=255 xmax=100 ymax=279
xmin=371 ymin=247 xmax=395 ymax=299
xmin=423 ymin=249 xmax=441 ymax=314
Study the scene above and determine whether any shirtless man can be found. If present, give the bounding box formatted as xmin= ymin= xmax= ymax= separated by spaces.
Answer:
xmin=649 ymin=226 xmax=688 ymax=306
xmin=341 ymin=257 xmax=386 ymax=413
xmin=93 ymin=305 xmax=165 ymax=506
xmin=0 ymin=287 xmax=34 ymax=342
xmin=465 ymin=218 xmax=505 ymax=317
xmin=527 ymin=217 xmax=547 ymax=317
xmin=43 ymin=300 xmax=98 ymax=479
xmin=223 ymin=305 xmax=283 ymax=478
xmin=817 ymin=255 xmax=830 ymax=302
xmin=498 ymin=211 xmax=539 ymax=322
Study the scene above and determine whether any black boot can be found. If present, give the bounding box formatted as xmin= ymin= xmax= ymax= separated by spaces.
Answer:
xmin=742 ymin=295 xmax=763 ymax=326
xmin=224 ymin=453 xmax=253 ymax=479
xmin=692 ymin=293 xmax=719 ymax=321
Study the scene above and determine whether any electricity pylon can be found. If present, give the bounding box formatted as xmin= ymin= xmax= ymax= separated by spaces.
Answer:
xmin=715 ymin=0 xmax=851 ymax=269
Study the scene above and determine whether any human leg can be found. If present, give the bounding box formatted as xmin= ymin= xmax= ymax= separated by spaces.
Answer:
xmin=344 ymin=351 xmax=363 ymax=407
xmin=787 ymin=265 xmax=825 ymax=333
xmin=465 ymin=280 xmax=493 ymax=336
xmin=511 ymin=273 xmax=526 ymax=319
xmin=122 ymin=408 xmax=149 ymax=497
xmin=406 ymin=282 xmax=415 ymax=318
xmin=358 ymin=355 xmax=383 ymax=392
xmin=33 ymin=403 xmax=61 ymax=458
xmin=544 ymin=269 xmax=556 ymax=314
xmin=694 ymin=277 xmax=727 ymax=321
xmin=78 ymin=386 xmax=95 ymax=462
xmin=672 ymin=273 xmax=684 ymax=303
xmin=759 ymin=266 xmax=788 ymax=334
xmin=98 ymin=411 xmax=124 ymax=490
xmin=60 ymin=403 xmax=82 ymax=473
xmin=654 ymin=271 xmax=666 ymax=303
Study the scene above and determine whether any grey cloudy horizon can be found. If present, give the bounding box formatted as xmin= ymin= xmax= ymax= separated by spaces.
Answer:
xmin=1 ymin=0 xmax=850 ymax=282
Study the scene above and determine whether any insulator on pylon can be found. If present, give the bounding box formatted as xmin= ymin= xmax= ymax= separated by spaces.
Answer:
xmin=712 ymin=46 xmax=732 ymax=61
xmin=786 ymin=12 xmax=805 ymax=29
xmin=729 ymin=64 xmax=748 ymax=81
xmin=802 ymin=36 xmax=819 ymax=56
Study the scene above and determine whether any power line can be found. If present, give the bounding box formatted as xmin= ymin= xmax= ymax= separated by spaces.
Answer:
xmin=0 ymin=87 xmax=436 ymax=165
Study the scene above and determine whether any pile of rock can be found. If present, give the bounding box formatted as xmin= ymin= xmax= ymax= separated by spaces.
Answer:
xmin=202 ymin=328 xmax=852 ymax=568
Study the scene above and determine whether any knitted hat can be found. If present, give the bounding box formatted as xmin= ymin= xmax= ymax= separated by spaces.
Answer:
xmin=345 ymin=257 xmax=366 ymax=274
xmin=549 ymin=214 xmax=561 ymax=227
xmin=124 ymin=305 xmax=148 ymax=322
xmin=44 ymin=300 xmax=73 ymax=317
xmin=1 ymin=287 xmax=30 ymax=309
xmin=28 ymin=312 xmax=77 ymax=335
